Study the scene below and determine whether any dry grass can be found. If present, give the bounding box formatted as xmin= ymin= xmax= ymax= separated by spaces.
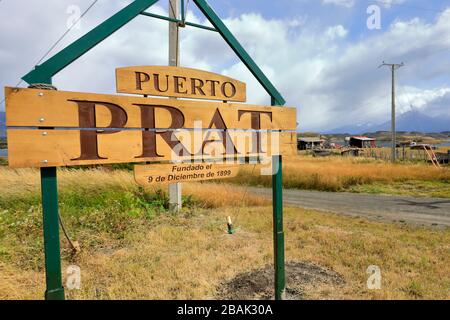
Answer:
xmin=228 ymin=155 xmax=450 ymax=194
xmin=0 ymin=166 xmax=449 ymax=300
xmin=0 ymin=166 xmax=266 ymax=208
xmin=1 ymin=205 xmax=449 ymax=300
xmin=183 ymin=182 xmax=269 ymax=208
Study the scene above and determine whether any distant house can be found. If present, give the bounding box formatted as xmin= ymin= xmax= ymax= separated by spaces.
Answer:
xmin=349 ymin=136 xmax=376 ymax=148
xmin=298 ymin=137 xmax=325 ymax=150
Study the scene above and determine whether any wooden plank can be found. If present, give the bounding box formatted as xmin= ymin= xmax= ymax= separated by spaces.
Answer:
xmin=5 ymin=87 xmax=296 ymax=130
xmin=116 ymin=66 xmax=246 ymax=102
xmin=6 ymin=129 xmax=297 ymax=168
xmin=134 ymin=163 xmax=240 ymax=185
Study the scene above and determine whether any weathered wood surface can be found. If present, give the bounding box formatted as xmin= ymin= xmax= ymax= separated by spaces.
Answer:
xmin=5 ymin=86 xmax=297 ymax=168
xmin=116 ymin=66 xmax=246 ymax=102
xmin=7 ymin=130 xmax=297 ymax=168
xmin=5 ymin=87 xmax=295 ymax=130
xmin=134 ymin=163 xmax=240 ymax=185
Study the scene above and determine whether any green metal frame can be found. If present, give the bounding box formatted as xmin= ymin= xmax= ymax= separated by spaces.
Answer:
xmin=22 ymin=0 xmax=159 ymax=84
xmin=22 ymin=0 xmax=286 ymax=300
xmin=140 ymin=11 xmax=217 ymax=32
xmin=193 ymin=0 xmax=285 ymax=106
xmin=271 ymin=98 xmax=286 ymax=300
xmin=181 ymin=0 xmax=186 ymax=23
xmin=41 ymin=165 xmax=65 ymax=300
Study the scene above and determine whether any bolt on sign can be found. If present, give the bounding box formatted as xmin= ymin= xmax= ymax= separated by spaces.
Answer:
xmin=5 ymin=66 xmax=297 ymax=169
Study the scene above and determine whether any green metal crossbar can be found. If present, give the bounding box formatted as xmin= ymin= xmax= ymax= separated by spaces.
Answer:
xmin=22 ymin=0 xmax=159 ymax=84
xmin=140 ymin=11 xmax=217 ymax=32
xmin=22 ymin=0 xmax=287 ymax=300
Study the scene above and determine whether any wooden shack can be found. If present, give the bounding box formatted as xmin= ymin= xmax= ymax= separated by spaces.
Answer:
xmin=349 ymin=136 xmax=376 ymax=148
xmin=298 ymin=137 xmax=325 ymax=150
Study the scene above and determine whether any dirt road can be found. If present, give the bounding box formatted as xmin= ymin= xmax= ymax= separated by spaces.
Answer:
xmin=248 ymin=187 xmax=450 ymax=227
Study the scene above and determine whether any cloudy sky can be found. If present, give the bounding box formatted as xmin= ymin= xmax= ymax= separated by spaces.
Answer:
xmin=0 ymin=0 xmax=449 ymax=131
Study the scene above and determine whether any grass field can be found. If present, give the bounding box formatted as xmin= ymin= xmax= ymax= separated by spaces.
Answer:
xmin=0 ymin=167 xmax=449 ymax=300
xmin=228 ymin=155 xmax=450 ymax=198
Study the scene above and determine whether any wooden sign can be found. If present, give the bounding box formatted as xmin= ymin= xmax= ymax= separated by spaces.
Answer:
xmin=134 ymin=163 xmax=240 ymax=185
xmin=5 ymin=87 xmax=297 ymax=168
xmin=116 ymin=66 xmax=246 ymax=102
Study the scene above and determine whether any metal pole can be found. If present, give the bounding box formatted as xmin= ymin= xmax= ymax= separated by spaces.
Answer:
xmin=391 ymin=65 xmax=396 ymax=163
xmin=272 ymin=98 xmax=285 ymax=300
xmin=41 ymin=167 xmax=65 ymax=300
xmin=40 ymin=77 xmax=65 ymax=300
xmin=181 ymin=0 xmax=185 ymax=24
xmin=168 ymin=0 xmax=180 ymax=67
xmin=379 ymin=62 xmax=403 ymax=163
xmin=168 ymin=0 xmax=182 ymax=211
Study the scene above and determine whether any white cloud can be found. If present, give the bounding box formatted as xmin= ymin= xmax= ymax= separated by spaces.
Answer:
xmin=325 ymin=25 xmax=348 ymax=39
xmin=0 ymin=1 xmax=449 ymax=132
xmin=376 ymin=0 xmax=407 ymax=9
xmin=322 ymin=0 xmax=355 ymax=8
xmin=396 ymin=86 xmax=450 ymax=115
xmin=322 ymin=0 xmax=408 ymax=9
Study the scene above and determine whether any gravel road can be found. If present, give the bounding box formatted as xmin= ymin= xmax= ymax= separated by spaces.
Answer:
xmin=248 ymin=187 xmax=450 ymax=228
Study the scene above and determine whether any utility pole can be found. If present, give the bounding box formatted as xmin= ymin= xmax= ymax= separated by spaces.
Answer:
xmin=168 ymin=0 xmax=182 ymax=211
xmin=379 ymin=61 xmax=404 ymax=163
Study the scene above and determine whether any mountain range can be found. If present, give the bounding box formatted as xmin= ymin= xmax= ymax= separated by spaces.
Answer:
xmin=329 ymin=110 xmax=450 ymax=134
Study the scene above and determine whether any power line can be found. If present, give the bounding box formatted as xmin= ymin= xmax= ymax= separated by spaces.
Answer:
xmin=1 ymin=0 xmax=98 ymax=108
xmin=35 ymin=0 xmax=99 ymax=68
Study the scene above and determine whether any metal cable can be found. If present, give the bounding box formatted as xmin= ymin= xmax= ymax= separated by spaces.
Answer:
xmin=168 ymin=0 xmax=177 ymax=19
xmin=28 ymin=82 xmax=79 ymax=253
xmin=35 ymin=0 xmax=99 ymax=68
xmin=231 ymin=162 xmax=258 ymax=228
xmin=0 ymin=0 xmax=98 ymax=107
xmin=58 ymin=213 xmax=78 ymax=252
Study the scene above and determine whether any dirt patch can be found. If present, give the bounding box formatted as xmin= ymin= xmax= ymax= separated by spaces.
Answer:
xmin=216 ymin=261 xmax=344 ymax=300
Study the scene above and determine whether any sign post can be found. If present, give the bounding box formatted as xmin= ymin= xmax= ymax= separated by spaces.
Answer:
xmin=38 ymin=80 xmax=65 ymax=300
xmin=13 ymin=0 xmax=294 ymax=300
xmin=168 ymin=0 xmax=182 ymax=212
xmin=271 ymin=98 xmax=286 ymax=300
xmin=272 ymin=154 xmax=285 ymax=300
xmin=41 ymin=166 xmax=65 ymax=300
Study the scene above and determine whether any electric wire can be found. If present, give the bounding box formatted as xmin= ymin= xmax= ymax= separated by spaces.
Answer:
xmin=0 ymin=0 xmax=98 ymax=107
xmin=1 ymin=0 xmax=99 ymax=250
